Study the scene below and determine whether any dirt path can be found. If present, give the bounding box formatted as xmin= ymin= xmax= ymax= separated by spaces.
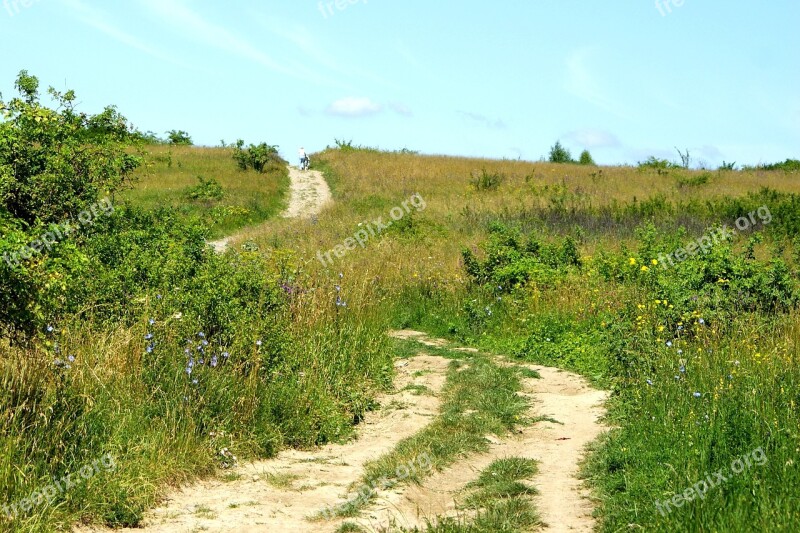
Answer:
xmin=76 ymin=332 xmax=607 ymax=532
xmin=354 ymin=332 xmax=609 ymax=532
xmin=207 ymin=165 xmax=331 ymax=252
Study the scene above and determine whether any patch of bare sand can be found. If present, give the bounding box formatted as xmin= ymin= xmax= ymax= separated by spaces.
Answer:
xmin=75 ymin=354 xmax=449 ymax=533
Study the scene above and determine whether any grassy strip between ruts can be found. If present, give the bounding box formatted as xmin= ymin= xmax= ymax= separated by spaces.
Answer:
xmin=324 ymin=336 xmax=539 ymax=520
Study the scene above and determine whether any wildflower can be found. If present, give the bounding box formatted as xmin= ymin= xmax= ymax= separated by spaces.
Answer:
xmin=144 ymin=333 xmax=153 ymax=340
xmin=646 ymin=379 xmax=653 ymax=386
xmin=156 ymin=294 xmax=162 ymax=300
xmin=335 ymin=285 xmax=341 ymax=292
xmin=339 ymin=272 xmax=343 ymax=279
xmin=666 ymin=341 xmax=673 ymax=347
xmin=256 ymin=340 xmax=263 ymax=347
xmin=149 ymin=318 xmax=155 ymax=326
xmin=677 ymin=349 xmax=683 ymax=355
xmin=641 ymin=265 xmax=649 ymax=272
xmin=693 ymin=392 xmax=702 ymax=398
xmin=46 ymin=325 xmax=54 ymax=333
xmin=336 ymin=296 xmax=347 ymax=307
xmin=222 ymin=351 xmax=230 ymax=359
xmin=651 ymin=259 xmax=658 ymax=265
xmin=485 ymin=306 xmax=493 ymax=316
xmin=698 ymin=318 xmax=705 ymax=325
xmin=680 ymin=366 xmax=686 ymax=373
xmin=146 ymin=344 xmax=154 ymax=354
xmin=211 ymin=355 xmax=218 ymax=367
xmin=197 ymin=332 xmax=205 ymax=338
xmin=192 ymin=379 xmax=198 ymax=385
xmin=629 ymin=257 xmax=637 ymax=265
xmin=201 ymin=340 xmax=209 ymax=346
xmin=198 ymin=359 xmax=204 ymax=365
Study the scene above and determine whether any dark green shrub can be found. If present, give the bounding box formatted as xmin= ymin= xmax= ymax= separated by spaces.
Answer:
xmin=232 ymin=140 xmax=285 ymax=173
xmin=578 ymin=149 xmax=596 ymax=165
xmin=548 ymin=141 xmax=574 ymax=164
xmin=185 ymin=176 xmax=224 ymax=201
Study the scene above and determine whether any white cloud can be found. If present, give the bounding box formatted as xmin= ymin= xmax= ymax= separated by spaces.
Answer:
xmin=459 ymin=111 xmax=506 ymax=129
xmin=565 ymin=129 xmax=621 ymax=149
xmin=326 ymin=97 xmax=383 ymax=118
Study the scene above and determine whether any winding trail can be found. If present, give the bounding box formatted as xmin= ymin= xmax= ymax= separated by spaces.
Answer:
xmin=207 ymin=165 xmax=331 ymax=253
xmin=77 ymin=331 xmax=608 ymax=532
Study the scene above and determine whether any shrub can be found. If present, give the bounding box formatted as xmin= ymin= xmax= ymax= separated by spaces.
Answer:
xmin=578 ymin=149 xmax=596 ymax=166
xmin=166 ymin=129 xmax=193 ymax=145
xmin=185 ymin=176 xmax=224 ymax=201
xmin=548 ymin=141 xmax=574 ymax=164
xmin=232 ymin=140 xmax=285 ymax=173
xmin=470 ymin=168 xmax=504 ymax=191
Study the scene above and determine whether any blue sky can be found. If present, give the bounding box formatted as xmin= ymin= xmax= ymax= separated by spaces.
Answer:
xmin=1 ymin=0 xmax=798 ymax=166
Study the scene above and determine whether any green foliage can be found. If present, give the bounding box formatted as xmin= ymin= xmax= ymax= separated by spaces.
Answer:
xmin=184 ymin=176 xmax=224 ymax=202
xmin=166 ymin=129 xmax=192 ymax=145
xmin=638 ymin=156 xmax=680 ymax=172
xmin=578 ymin=149 xmax=596 ymax=166
xmin=718 ymin=160 xmax=737 ymax=171
xmin=232 ymin=140 xmax=285 ymax=173
xmin=0 ymin=71 xmax=142 ymax=340
xmin=676 ymin=172 xmax=711 ymax=188
xmin=470 ymin=168 xmax=504 ymax=191
xmin=756 ymin=158 xmax=800 ymax=172
xmin=461 ymin=223 xmax=580 ymax=290
xmin=548 ymin=141 xmax=574 ymax=164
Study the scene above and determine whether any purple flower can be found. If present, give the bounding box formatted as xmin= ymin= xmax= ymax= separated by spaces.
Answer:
xmin=144 ymin=333 xmax=153 ymax=340
xmin=222 ymin=351 xmax=230 ymax=359
xmin=156 ymin=294 xmax=162 ymax=300
xmin=67 ymin=355 xmax=75 ymax=363
xmin=679 ymin=366 xmax=686 ymax=373
xmin=192 ymin=379 xmax=198 ymax=385
xmin=646 ymin=379 xmax=653 ymax=386
xmin=146 ymin=344 xmax=154 ymax=353
xmin=149 ymin=318 xmax=155 ymax=326
xmin=211 ymin=355 xmax=218 ymax=367
xmin=198 ymin=332 xmax=205 ymax=338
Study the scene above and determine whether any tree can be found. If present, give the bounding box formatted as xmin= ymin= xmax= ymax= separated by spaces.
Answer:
xmin=548 ymin=141 xmax=574 ymax=164
xmin=578 ymin=149 xmax=596 ymax=166
xmin=167 ymin=129 xmax=193 ymax=145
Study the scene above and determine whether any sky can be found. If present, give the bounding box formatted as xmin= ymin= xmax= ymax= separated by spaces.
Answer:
xmin=1 ymin=0 xmax=798 ymax=166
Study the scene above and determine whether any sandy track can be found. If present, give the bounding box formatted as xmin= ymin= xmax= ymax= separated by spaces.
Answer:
xmin=353 ymin=334 xmax=609 ymax=532
xmin=75 ymin=354 xmax=451 ymax=533
xmin=207 ymin=165 xmax=331 ymax=252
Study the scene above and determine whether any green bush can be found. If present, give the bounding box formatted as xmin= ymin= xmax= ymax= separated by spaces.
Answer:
xmin=166 ymin=129 xmax=192 ymax=145
xmin=184 ymin=176 xmax=224 ymax=202
xmin=578 ymin=149 xmax=596 ymax=166
xmin=232 ymin=140 xmax=285 ymax=173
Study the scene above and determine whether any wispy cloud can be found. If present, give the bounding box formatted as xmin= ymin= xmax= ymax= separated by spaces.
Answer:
xmin=59 ymin=0 xmax=179 ymax=65
xmin=459 ymin=111 xmax=506 ymax=130
xmin=565 ymin=128 xmax=621 ymax=149
xmin=138 ymin=0 xmax=337 ymax=86
xmin=389 ymin=102 xmax=413 ymax=117
xmin=565 ymin=47 xmax=631 ymax=120
xmin=326 ymin=97 xmax=383 ymax=118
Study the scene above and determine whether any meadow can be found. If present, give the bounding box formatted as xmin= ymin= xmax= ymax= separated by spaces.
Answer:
xmin=2 ymin=73 xmax=799 ymax=531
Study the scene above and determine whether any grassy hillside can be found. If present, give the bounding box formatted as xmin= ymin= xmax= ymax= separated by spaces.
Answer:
xmin=240 ymin=148 xmax=800 ymax=532
xmin=121 ymin=145 xmax=290 ymax=238
xmin=3 ymin=141 xmax=800 ymax=531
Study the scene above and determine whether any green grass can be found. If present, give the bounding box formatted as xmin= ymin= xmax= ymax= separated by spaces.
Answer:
xmin=121 ymin=145 xmax=290 ymax=238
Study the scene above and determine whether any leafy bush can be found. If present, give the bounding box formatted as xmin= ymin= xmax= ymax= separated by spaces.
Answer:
xmin=578 ymin=149 xmax=596 ymax=166
xmin=0 ymin=71 xmax=142 ymax=341
xmin=470 ymin=168 xmax=504 ymax=191
xmin=757 ymin=159 xmax=800 ymax=172
xmin=548 ymin=141 xmax=574 ymax=164
xmin=676 ymin=172 xmax=711 ymax=188
xmin=166 ymin=129 xmax=192 ymax=145
xmin=232 ymin=140 xmax=285 ymax=173
xmin=184 ymin=176 xmax=224 ymax=201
